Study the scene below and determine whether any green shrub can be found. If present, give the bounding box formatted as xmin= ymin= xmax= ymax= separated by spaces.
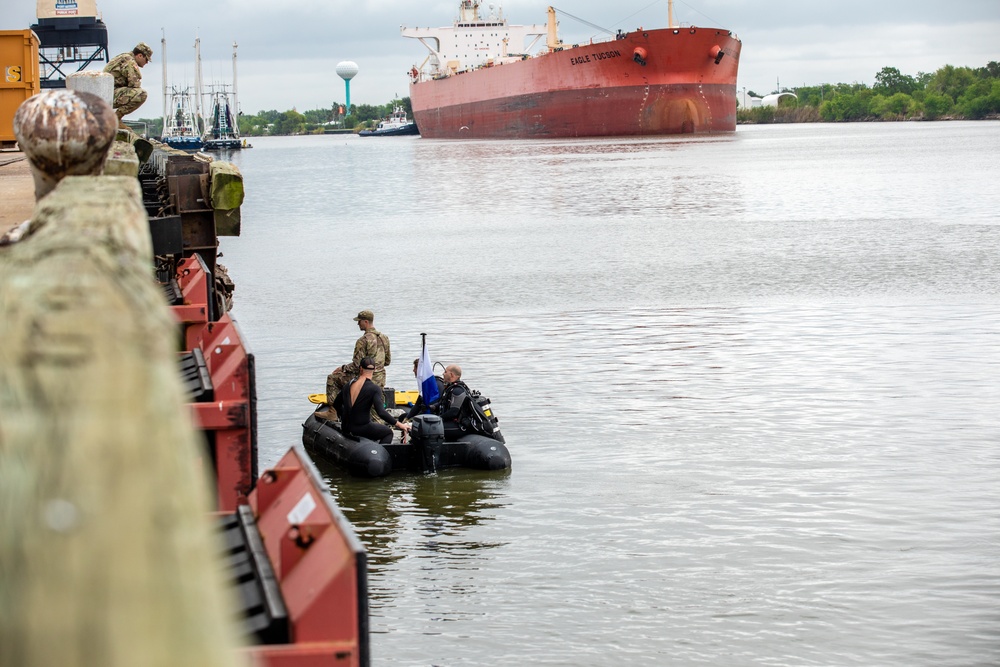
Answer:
xmin=921 ymin=93 xmax=954 ymax=120
xmin=872 ymin=92 xmax=914 ymax=119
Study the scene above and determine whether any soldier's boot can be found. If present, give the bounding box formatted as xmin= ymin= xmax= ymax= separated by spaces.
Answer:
xmin=326 ymin=368 xmax=352 ymax=404
xmin=315 ymin=406 xmax=339 ymax=421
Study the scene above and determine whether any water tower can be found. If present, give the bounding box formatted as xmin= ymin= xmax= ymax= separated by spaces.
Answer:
xmin=336 ymin=61 xmax=359 ymax=116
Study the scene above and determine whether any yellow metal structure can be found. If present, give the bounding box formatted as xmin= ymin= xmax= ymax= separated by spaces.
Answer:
xmin=394 ymin=390 xmax=419 ymax=406
xmin=0 ymin=30 xmax=40 ymax=147
xmin=546 ymin=6 xmax=559 ymax=50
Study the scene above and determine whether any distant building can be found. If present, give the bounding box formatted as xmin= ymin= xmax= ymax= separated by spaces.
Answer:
xmin=737 ymin=90 xmax=764 ymax=108
xmin=761 ymin=92 xmax=798 ymax=107
xmin=738 ymin=91 xmax=798 ymax=109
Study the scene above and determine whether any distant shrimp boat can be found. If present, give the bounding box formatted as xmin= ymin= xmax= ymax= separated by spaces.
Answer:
xmin=160 ymin=35 xmax=244 ymax=151
xmin=199 ymin=40 xmax=243 ymax=151
xmin=159 ymin=33 xmax=203 ymax=151
xmin=161 ymin=86 xmax=203 ymax=151
xmin=202 ymin=88 xmax=242 ymax=150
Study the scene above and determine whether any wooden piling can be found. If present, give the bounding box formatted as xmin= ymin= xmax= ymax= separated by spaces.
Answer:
xmin=103 ymin=140 xmax=140 ymax=177
xmin=0 ymin=175 xmax=246 ymax=667
xmin=209 ymin=160 xmax=245 ymax=211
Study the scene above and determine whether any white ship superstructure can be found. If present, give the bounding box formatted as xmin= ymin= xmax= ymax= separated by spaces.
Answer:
xmin=401 ymin=1 xmax=546 ymax=79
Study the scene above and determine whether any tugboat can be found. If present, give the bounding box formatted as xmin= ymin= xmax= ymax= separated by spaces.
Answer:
xmin=358 ymin=104 xmax=419 ymax=137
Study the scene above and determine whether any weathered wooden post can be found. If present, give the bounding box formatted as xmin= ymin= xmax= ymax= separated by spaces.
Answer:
xmin=210 ymin=159 xmax=245 ymax=236
xmin=0 ymin=91 xmax=246 ymax=667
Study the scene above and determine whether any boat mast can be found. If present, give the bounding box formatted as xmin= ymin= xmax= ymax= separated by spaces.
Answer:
xmin=546 ymin=6 xmax=560 ymax=51
xmin=232 ymin=41 xmax=239 ymax=128
xmin=161 ymin=28 xmax=167 ymax=138
xmin=668 ymin=0 xmax=675 ymax=28
xmin=194 ymin=35 xmax=204 ymax=135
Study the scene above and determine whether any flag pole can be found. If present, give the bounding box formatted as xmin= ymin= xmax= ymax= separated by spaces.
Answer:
xmin=416 ymin=333 xmax=440 ymax=406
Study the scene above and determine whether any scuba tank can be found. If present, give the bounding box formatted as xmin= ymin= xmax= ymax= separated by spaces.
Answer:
xmin=439 ymin=381 xmax=504 ymax=444
xmin=469 ymin=390 xmax=503 ymax=443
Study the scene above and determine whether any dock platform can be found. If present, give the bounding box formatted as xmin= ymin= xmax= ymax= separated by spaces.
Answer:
xmin=0 ymin=153 xmax=33 ymax=235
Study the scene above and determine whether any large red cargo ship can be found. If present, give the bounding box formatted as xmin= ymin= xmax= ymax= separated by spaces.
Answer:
xmin=402 ymin=1 xmax=741 ymax=139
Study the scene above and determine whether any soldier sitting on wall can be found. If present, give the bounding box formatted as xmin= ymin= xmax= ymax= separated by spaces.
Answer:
xmin=104 ymin=42 xmax=152 ymax=127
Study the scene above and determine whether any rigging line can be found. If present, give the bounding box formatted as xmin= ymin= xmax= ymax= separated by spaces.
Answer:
xmin=549 ymin=6 xmax=615 ymax=36
xmin=610 ymin=0 xmax=725 ymax=31
xmin=611 ymin=0 xmax=665 ymax=30
xmin=674 ymin=0 xmax=725 ymax=28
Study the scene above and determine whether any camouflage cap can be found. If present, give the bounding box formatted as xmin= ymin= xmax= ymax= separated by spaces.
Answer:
xmin=134 ymin=42 xmax=153 ymax=59
xmin=353 ymin=309 xmax=374 ymax=322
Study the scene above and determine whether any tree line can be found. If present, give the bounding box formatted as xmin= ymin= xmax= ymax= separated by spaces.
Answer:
xmin=232 ymin=97 xmax=413 ymax=137
xmin=235 ymin=98 xmax=414 ymax=136
xmin=740 ymin=61 xmax=1000 ymax=123
xmin=135 ymin=98 xmax=413 ymax=138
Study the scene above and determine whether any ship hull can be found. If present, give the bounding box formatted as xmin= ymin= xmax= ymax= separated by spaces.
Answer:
xmin=410 ymin=28 xmax=741 ymax=139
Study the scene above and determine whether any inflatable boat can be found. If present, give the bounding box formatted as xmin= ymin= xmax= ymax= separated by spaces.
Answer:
xmin=302 ymin=388 xmax=511 ymax=478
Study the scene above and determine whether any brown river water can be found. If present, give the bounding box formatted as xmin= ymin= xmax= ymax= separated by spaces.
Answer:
xmin=220 ymin=122 xmax=1000 ymax=666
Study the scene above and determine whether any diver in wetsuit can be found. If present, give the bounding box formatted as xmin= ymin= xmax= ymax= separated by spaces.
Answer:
xmin=436 ymin=365 xmax=472 ymax=439
xmin=333 ymin=356 xmax=411 ymax=444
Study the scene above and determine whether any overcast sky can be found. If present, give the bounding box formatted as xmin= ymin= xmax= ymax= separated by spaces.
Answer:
xmin=10 ymin=0 xmax=999 ymax=116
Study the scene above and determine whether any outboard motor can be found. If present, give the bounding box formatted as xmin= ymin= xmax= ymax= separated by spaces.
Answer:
xmin=409 ymin=414 xmax=445 ymax=473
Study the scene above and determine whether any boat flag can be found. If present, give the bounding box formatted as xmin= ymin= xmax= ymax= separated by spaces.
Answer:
xmin=418 ymin=333 xmax=440 ymax=406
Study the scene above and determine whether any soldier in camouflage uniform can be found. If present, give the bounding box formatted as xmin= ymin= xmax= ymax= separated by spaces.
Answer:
xmin=103 ymin=42 xmax=152 ymax=123
xmin=326 ymin=310 xmax=392 ymax=404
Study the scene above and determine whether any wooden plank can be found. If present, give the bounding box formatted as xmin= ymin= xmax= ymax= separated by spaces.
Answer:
xmin=103 ymin=140 xmax=140 ymax=178
xmin=0 ymin=175 xmax=246 ymax=667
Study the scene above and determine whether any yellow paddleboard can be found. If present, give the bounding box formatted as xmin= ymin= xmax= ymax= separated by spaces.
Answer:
xmin=308 ymin=390 xmax=420 ymax=406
